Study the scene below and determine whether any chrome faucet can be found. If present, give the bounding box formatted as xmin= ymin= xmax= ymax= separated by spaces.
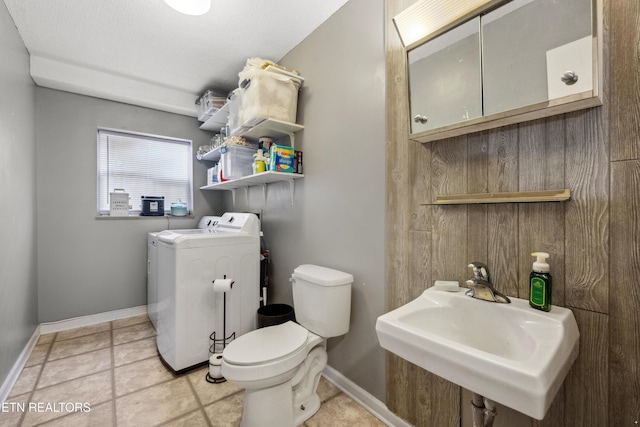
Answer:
xmin=465 ymin=262 xmax=511 ymax=304
xmin=468 ymin=261 xmax=491 ymax=282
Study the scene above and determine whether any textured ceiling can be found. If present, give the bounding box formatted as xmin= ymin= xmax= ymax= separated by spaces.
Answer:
xmin=3 ymin=0 xmax=349 ymax=115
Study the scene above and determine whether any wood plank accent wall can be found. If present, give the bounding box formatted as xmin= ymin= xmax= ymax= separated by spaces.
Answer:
xmin=384 ymin=0 xmax=639 ymax=425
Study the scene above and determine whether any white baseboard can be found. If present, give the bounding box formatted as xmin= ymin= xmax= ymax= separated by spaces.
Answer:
xmin=322 ymin=365 xmax=412 ymax=427
xmin=0 ymin=326 xmax=41 ymax=403
xmin=39 ymin=305 xmax=148 ymax=334
xmin=0 ymin=305 xmax=148 ymax=402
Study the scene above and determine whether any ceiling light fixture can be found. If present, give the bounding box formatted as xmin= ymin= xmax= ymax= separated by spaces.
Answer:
xmin=163 ymin=0 xmax=211 ymax=16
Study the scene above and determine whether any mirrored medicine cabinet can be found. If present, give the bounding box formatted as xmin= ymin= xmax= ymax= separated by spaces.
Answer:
xmin=401 ymin=0 xmax=603 ymax=143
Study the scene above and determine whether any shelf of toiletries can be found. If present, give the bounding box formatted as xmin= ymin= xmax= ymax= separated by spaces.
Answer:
xmin=196 ymin=58 xmax=305 ymax=205
xmin=427 ymin=189 xmax=571 ymax=205
xmin=197 ymin=119 xmax=304 ymax=200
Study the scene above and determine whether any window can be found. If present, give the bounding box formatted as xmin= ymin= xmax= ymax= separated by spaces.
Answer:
xmin=97 ymin=129 xmax=193 ymax=215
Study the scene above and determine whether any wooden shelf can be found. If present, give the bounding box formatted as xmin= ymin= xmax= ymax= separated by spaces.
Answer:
xmin=429 ymin=189 xmax=571 ymax=205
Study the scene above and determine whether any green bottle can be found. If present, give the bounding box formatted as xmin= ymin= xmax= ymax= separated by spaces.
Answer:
xmin=529 ymin=252 xmax=552 ymax=312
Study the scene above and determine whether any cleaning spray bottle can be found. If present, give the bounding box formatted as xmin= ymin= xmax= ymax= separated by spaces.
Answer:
xmin=529 ymin=252 xmax=552 ymax=312
xmin=252 ymin=148 xmax=268 ymax=174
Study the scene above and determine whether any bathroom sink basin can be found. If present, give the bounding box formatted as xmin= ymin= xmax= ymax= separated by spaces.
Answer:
xmin=375 ymin=287 xmax=579 ymax=420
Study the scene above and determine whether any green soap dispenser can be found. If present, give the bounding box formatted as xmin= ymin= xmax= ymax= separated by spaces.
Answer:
xmin=529 ymin=252 xmax=552 ymax=312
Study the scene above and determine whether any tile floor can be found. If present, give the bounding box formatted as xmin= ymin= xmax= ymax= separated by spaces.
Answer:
xmin=1 ymin=314 xmax=386 ymax=427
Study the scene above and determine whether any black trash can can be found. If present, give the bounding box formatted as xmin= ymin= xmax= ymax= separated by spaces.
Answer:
xmin=257 ymin=304 xmax=295 ymax=328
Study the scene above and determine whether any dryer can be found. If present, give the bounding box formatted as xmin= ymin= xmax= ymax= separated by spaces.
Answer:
xmin=155 ymin=212 xmax=260 ymax=373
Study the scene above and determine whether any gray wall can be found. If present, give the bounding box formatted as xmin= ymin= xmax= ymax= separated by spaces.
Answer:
xmin=0 ymin=1 xmax=39 ymax=384
xmin=35 ymin=88 xmax=223 ymax=322
xmin=221 ymin=0 xmax=387 ymax=401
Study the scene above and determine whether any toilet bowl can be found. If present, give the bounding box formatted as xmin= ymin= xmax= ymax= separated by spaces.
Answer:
xmin=222 ymin=321 xmax=325 ymax=426
xmin=221 ymin=264 xmax=353 ymax=427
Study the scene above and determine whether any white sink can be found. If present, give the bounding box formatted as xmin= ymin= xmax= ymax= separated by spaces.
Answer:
xmin=375 ymin=287 xmax=579 ymax=420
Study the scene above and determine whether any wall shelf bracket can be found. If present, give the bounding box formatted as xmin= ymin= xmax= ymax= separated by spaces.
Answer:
xmin=262 ymin=184 xmax=267 ymax=206
xmin=288 ymin=179 xmax=296 ymax=207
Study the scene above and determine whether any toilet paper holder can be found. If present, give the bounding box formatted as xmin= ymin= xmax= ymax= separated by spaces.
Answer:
xmin=206 ymin=275 xmax=236 ymax=384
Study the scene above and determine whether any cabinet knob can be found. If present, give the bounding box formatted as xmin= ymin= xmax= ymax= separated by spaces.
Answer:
xmin=560 ymin=71 xmax=578 ymax=85
xmin=414 ymin=115 xmax=428 ymax=124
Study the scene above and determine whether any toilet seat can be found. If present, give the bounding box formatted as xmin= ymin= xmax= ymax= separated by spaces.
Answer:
xmin=223 ymin=321 xmax=309 ymax=366
xmin=222 ymin=321 xmax=323 ymax=384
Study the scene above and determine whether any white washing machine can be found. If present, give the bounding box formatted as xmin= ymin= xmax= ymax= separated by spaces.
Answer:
xmin=155 ymin=212 xmax=260 ymax=373
xmin=147 ymin=216 xmax=221 ymax=329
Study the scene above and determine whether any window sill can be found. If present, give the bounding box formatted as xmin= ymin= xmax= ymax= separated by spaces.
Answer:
xmin=95 ymin=214 xmax=195 ymax=220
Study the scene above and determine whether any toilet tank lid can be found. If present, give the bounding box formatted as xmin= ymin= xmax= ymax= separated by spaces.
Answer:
xmin=293 ymin=264 xmax=354 ymax=286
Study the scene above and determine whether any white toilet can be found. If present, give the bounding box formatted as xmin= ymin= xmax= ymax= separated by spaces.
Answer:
xmin=221 ymin=264 xmax=353 ymax=427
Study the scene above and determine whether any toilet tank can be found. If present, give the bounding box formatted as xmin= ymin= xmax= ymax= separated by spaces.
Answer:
xmin=291 ymin=264 xmax=353 ymax=338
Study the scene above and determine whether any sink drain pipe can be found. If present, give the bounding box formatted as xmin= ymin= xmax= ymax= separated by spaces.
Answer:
xmin=471 ymin=393 xmax=497 ymax=427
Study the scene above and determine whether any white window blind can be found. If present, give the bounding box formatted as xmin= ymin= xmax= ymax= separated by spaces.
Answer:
xmin=97 ymin=129 xmax=193 ymax=215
